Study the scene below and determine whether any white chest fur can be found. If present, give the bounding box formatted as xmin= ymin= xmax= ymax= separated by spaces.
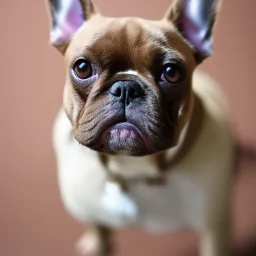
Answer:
xmin=53 ymin=71 xmax=234 ymax=233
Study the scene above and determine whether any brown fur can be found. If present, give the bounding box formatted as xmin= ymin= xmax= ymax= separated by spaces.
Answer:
xmin=60 ymin=14 xmax=197 ymax=156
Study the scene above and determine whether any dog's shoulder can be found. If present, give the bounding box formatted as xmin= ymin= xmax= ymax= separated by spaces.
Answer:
xmin=171 ymin=70 xmax=235 ymax=180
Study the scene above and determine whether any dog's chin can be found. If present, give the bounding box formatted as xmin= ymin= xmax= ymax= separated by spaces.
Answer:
xmin=75 ymin=122 xmax=177 ymax=156
xmin=99 ymin=122 xmax=148 ymax=156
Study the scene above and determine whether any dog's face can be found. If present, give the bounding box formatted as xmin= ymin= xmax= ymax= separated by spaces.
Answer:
xmin=64 ymin=17 xmax=196 ymax=156
xmin=46 ymin=0 xmax=219 ymax=156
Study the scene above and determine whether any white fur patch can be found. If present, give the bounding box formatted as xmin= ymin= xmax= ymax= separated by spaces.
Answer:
xmin=178 ymin=104 xmax=184 ymax=118
xmin=116 ymin=70 xmax=138 ymax=76
xmin=99 ymin=181 xmax=138 ymax=225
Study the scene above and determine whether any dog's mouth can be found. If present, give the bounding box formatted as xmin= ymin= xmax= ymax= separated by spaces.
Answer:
xmin=99 ymin=122 xmax=148 ymax=155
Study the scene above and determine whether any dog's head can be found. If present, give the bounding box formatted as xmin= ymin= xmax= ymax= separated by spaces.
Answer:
xmin=46 ymin=0 xmax=220 ymax=156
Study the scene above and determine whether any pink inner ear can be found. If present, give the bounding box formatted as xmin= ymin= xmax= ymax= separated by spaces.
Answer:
xmin=51 ymin=0 xmax=84 ymax=45
xmin=183 ymin=16 xmax=213 ymax=56
xmin=181 ymin=0 xmax=214 ymax=57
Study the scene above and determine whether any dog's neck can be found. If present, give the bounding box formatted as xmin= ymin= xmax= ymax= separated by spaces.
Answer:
xmin=104 ymin=124 xmax=189 ymax=181
xmin=100 ymin=93 xmax=204 ymax=182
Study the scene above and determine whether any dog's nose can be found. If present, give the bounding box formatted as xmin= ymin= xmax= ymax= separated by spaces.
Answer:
xmin=108 ymin=81 xmax=144 ymax=104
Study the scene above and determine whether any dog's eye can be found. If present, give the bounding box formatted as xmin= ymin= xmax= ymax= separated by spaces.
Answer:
xmin=161 ymin=64 xmax=182 ymax=84
xmin=73 ymin=59 xmax=92 ymax=79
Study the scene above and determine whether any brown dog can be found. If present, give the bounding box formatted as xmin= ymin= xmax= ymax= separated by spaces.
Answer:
xmin=46 ymin=0 xmax=235 ymax=255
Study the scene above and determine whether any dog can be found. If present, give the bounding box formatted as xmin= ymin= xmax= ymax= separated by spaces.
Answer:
xmin=45 ymin=0 xmax=235 ymax=255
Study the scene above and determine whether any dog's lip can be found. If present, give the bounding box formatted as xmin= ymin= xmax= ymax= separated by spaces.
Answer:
xmin=100 ymin=121 xmax=148 ymax=147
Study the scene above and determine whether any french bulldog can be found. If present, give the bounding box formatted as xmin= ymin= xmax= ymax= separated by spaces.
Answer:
xmin=46 ymin=0 xmax=235 ymax=255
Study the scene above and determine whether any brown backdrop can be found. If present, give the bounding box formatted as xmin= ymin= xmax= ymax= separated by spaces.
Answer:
xmin=0 ymin=1 xmax=255 ymax=256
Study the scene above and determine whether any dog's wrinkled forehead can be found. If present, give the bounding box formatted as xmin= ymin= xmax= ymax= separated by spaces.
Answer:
xmin=47 ymin=0 xmax=220 ymax=64
xmin=65 ymin=17 xmax=195 ymax=71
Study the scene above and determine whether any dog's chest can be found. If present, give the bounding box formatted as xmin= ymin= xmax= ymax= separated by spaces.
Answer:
xmin=58 ymin=144 xmax=205 ymax=232
xmin=129 ymin=173 xmax=204 ymax=232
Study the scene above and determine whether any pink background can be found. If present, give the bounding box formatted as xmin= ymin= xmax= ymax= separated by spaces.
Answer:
xmin=0 ymin=0 xmax=255 ymax=255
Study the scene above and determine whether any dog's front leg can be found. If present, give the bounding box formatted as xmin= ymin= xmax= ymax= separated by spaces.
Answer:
xmin=199 ymin=187 xmax=231 ymax=256
xmin=200 ymin=221 xmax=230 ymax=256
xmin=76 ymin=225 xmax=112 ymax=256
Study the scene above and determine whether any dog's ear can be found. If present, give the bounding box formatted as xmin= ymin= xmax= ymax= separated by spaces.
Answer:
xmin=165 ymin=0 xmax=220 ymax=63
xmin=46 ymin=0 xmax=98 ymax=53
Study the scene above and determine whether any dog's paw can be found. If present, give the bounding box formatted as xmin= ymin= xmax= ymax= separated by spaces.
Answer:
xmin=99 ymin=181 xmax=138 ymax=225
xmin=76 ymin=232 xmax=104 ymax=256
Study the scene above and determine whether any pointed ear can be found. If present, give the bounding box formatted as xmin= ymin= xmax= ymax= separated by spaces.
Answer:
xmin=165 ymin=0 xmax=221 ymax=63
xmin=46 ymin=0 xmax=98 ymax=53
